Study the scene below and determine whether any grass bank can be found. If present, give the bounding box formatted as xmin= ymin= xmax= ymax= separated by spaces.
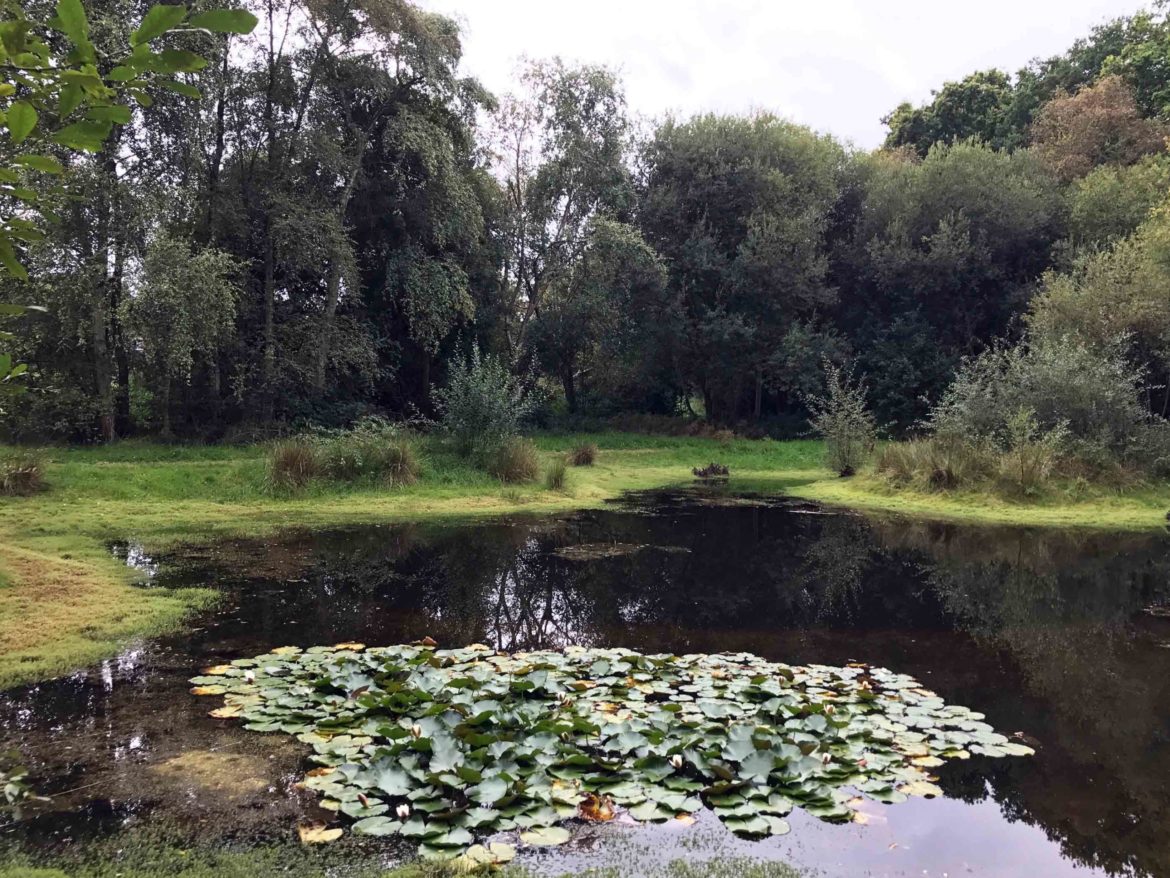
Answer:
xmin=3 ymin=432 xmax=1170 ymax=688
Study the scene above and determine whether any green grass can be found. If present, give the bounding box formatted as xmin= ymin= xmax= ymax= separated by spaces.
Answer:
xmin=2 ymin=430 xmax=1170 ymax=689
xmin=0 ymin=822 xmax=805 ymax=878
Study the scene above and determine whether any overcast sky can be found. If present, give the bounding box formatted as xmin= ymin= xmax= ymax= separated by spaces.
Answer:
xmin=419 ymin=0 xmax=1138 ymax=149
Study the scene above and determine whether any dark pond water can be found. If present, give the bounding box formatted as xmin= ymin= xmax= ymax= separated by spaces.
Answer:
xmin=4 ymin=489 xmax=1170 ymax=877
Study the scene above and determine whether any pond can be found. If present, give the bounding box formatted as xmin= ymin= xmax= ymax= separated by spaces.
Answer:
xmin=3 ymin=488 xmax=1170 ymax=877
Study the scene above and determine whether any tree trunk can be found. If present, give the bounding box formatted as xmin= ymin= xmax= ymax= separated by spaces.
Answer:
xmin=111 ymin=233 xmax=131 ymax=435
xmin=260 ymin=218 xmax=276 ymax=421
xmin=562 ymin=370 xmax=577 ymax=413
xmin=315 ymin=258 xmax=342 ymax=392
xmin=753 ymin=372 xmax=763 ymax=421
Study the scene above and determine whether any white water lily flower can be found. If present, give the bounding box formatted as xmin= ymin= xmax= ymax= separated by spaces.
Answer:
xmin=410 ymin=723 xmax=422 ymax=739
xmin=669 ymin=754 xmax=684 ymax=769
xmin=396 ymin=803 xmax=411 ymax=819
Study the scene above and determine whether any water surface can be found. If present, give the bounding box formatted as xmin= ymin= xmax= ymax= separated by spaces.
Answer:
xmin=4 ymin=490 xmax=1170 ymax=876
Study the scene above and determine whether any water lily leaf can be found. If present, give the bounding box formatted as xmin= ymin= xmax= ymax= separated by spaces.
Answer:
xmin=352 ymin=815 xmax=400 ymax=836
xmin=297 ymin=822 xmax=342 ymax=844
xmin=190 ymin=685 xmax=225 ymax=696
xmin=899 ymin=780 xmax=943 ymax=798
xmin=520 ymin=826 xmax=571 ymax=846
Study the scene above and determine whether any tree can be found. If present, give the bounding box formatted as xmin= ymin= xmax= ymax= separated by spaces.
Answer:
xmin=125 ymin=233 xmax=240 ymax=435
xmin=1066 ymin=153 xmax=1170 ymax=250
xmin=831 ymin=143 xmax=1063 ymax=430
xmin=639 ymin=112 xmax=846 ymax=423
xmin=883 ymin=70 xmax=1015 ymax=155
xmin=528 ymin=216 xmax=665 ymax=413
xmin=492 ymin=58 xmax=631 ymax=358
xmin=0 ymin=0 xmax=255 ymax=434
xmin=1029 ymin=75 xmax=1167 ymax=182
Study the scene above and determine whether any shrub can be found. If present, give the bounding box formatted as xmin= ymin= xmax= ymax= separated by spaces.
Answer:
xmin=994 ymin=408 xmax=1067 ymax=497
xmin=434 ymin=347 xmax=535 ymax=459
xmin=316 ymin=428 xmax=420 ymax=487
xmin=928 ymin=336 xmax=1149 ymax=457
xmin=569 ymin=443 xmax=598 ymax=466
xmin=0 ymin=450 xmax=44 ymax=495
xmin=544 ymin=456 xmax=568 ymax=491
xmin=267 ymin=440 xmax=320 ymax=491
xmin=487 ymin=437 xmax=539 ymax=483
xmin=806 ymin=362 xmax=877 ymax=476
xmin=267 ymin=421 xmax=421 ymax=492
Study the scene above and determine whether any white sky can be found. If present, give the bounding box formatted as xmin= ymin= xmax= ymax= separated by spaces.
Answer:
xmin=419 ymin=0 xmax=1139 ymax=149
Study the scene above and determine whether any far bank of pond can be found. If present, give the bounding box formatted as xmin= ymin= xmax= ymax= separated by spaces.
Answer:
xmin=3 ymin=433 xmax=1170 ymax=687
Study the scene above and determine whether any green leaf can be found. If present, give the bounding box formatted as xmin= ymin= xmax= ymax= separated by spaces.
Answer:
xmin=152 ymin=49 xmax=207 ymax=73
xmin=519 ymin=826 xmax=570 ymax=847
xmin=58 ymin=84 xmax=83 ymax=117
xmin=55 ymin=0 xmax=92 ymax=57
xmin=14 ymin=155 xmax=62 ymax=174
xmin=157 ymin=80 xmax=201 ymax=99
xmin=107 ymin=66 xmax=137 ymax=82
xmin=131 ymin=5 xmax=188 ymax=46
xmin=6 ymin=101 xmax=36 ymax=144
xmin=351 ymin=815 xmax=400 ymax=837
xmin=187 ymin=9 xmax=259 ymax=33
xmin=85 ymin=105 xmax=133 ymax=124
xmin=0 ymin=239 xmax=28 ymax=280
xmin=52 ymin=119 xmax=111 ymax=152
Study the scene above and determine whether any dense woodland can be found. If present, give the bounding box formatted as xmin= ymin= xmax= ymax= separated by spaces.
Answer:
xmin=5 ymin=0 xmax=1170 ymax=443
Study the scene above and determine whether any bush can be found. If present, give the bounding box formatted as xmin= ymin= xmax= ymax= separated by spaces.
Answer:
xmin=487 ymin=437 xmax=539 ymax=483
xmin=569 ymin=443 xmax=598 ymax=466
xmin=544 ymin=456 xmax=568 ymax=491
xmin=267 ymin=439 xmax=320 ymax=492
xmin=267 ymin=420 xmax=421 ymax=492
xmin=806 ymin=362 xmax=877 ymax=476
xmin=315 ymin=421 xmax=420 ymax=487
xmin=434 ymin=347 xmax=535 ymax=459
xmin=928 ymin=336 xmax=1149 ymax=457
xmin=995 ymin=408 xmax=1067 ymax=497
xmin=0 ymin=450 xmax=44 ymax=495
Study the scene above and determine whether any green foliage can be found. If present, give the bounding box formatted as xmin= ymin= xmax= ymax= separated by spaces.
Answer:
xmin=193 ymin=643 xmax=1031 ymax=856
xmin=995 ymin=408 xmax=1068 ymax=497
xmin=1066 ymin=154 xmax=1170 ymax=249
xmin=267 ymin=422 xmax=421 ymax=493
xmin=543 ymin=455 xmax=567 ymax=490
xmin=639 ymin=112 xmax=846 ymax=423
xmin=928 ymin=337 xmax=1151 ymax=456
xmin=0 ymin=0 xmax=257 ymax=274
xmin=837 ymin=142 xmax=1062 ymax=429
xmin=0 ymin=447 xmax=42 ymax=494
xmin=805 ymin=362 xmax=876 ymax=477
xmin=883 ymin=69 xmax=1016 ymax=153
xmin=435 ymin=347 xmax=535 ymax=459
xmin=486 ymin=436 xmax=539 ymax=483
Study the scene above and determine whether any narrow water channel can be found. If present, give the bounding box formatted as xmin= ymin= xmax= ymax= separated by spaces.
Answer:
xmin=3 ymin=490 xmax=1170 ymax=877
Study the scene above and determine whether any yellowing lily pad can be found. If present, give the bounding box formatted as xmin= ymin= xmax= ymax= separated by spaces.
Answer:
xmin=297 ymin=821 xmax=342 ymax=844
xmin=520 ymin=826 xmax=571 ymax=846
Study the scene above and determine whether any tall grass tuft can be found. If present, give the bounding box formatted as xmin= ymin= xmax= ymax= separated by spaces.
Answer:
xmin=569 ymin=442 xmax=598 ymax=466
xmin=487 ymin=437 xmax=539 ymax=484
xmin=544 ymin=456 xmax=568 ymax=491
xmin=267 ymin=440 xmax=320 ymax=492
xmin=875 ymin=438 xmax=993 ymax=491
xmin=0 ymin=450 xmax=45 ymax=496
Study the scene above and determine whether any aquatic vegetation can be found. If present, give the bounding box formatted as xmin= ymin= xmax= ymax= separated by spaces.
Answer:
xmin=192 ymin=643 xmax=1032 ymax=859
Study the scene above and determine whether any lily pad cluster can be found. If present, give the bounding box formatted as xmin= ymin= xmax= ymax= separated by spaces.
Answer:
xmin=191 ymin=643 xmax=1032 ymax=858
